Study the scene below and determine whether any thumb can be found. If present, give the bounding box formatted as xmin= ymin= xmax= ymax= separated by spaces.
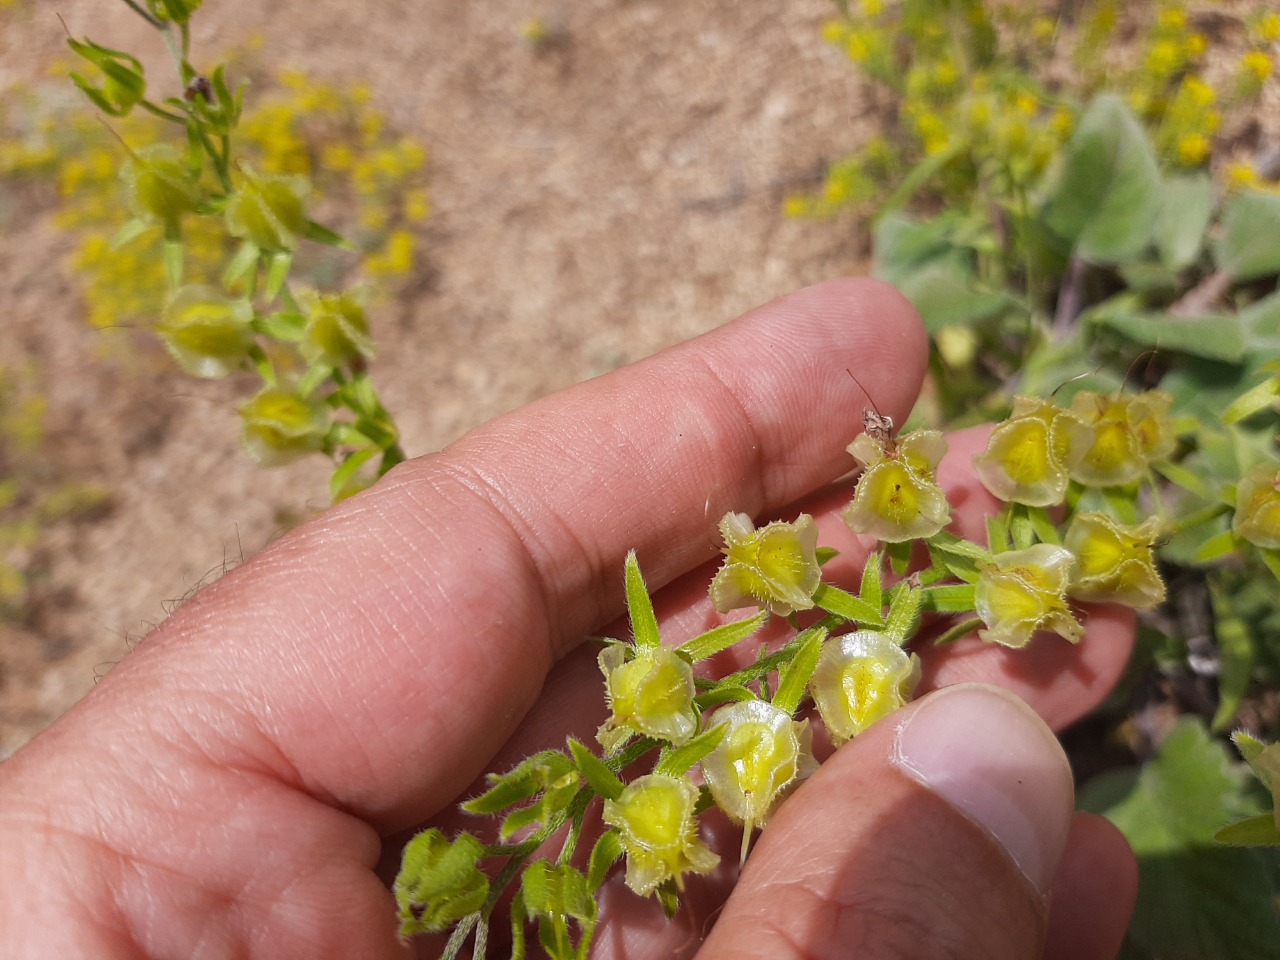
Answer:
xmin=697 ymin=683 xmax=1073 ymax=960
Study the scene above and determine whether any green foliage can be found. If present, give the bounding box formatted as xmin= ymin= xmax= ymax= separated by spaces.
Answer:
xmin=2 ymin=5 xmax=433 ymax=499
xmin=1081 ymin=718 xmax=1280 ymax=960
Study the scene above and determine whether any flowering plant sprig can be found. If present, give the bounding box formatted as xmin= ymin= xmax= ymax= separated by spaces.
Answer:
xmin=396 ymin=385 xmax=1210 ymax=957
xmin=64 ymin=0 xmax=407 ymax=500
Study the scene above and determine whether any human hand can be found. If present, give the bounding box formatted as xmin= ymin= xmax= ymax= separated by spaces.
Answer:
xmin=0 ymin=279 xmax=1137 ymax=959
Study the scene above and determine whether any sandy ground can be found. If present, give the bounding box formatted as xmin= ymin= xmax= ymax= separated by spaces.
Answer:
xmin=0 ymin=0 xmax=879 ymax=755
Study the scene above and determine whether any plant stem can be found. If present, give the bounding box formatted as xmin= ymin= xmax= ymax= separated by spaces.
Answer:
xmin=119 ymin=0 xmax=164 ymax=29
xmin=138 ymin=99 xmax=188 ymax=124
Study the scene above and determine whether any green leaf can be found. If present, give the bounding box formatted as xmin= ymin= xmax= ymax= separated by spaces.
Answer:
xmin=587 ymin=830 xmax=623 ymax=893
xmin=222 ymin=240 xmax=260 ymax=292
xmin=303 ymin=218 xmax=355 ymax=249
xmin=812 ymin=583 xmax=883 ymax=625
xmin=884 ymin=582 xmax=923 ymax=643
xmin=1155 ymin=174 xmax=1214 ymax=271
xmin=462 ymin=750 xmax=572 ymax=814
xmin=920 ymin=583 xmax=977 ymax=614
xmin=1041 ymin=94 xmax=1161 ymax=262
xmin=109 ymin=218 xmax=151 ymax=251
xmin=1223 ymin=376 xmax=1280 ymax=425
xmin=1216 ymin=189 xmax=1280 ymax=281
xmin=1088 ymin=310 xmax=1246 ymax=363
xmin=894 ymin=259 xmax=1013 ymax=334
xmin=328 ymin=448 xmax=378 ymax=501
xmin=622 ymin=551 xmax=661 ymax=651
xmin=1079 ymin=718 xmax=1280 ymax=960
xmin=1207 ymin=580 xmax=1256 ymax=732
xmin=772 ymin=626 xmax=826 ymax=715
xmin=264 ymin=251 xmax=292 ymax=301
xmin=858 ymin=551 xmax=883 ymax=612
xmin=1214 ymin=813 xmax=1280 ymax=847
xmin=676 ymin=611 xmax=768 ymax=663
xmin=1194 ymin=529 xmax=1238 ymax=564
xmin=693 ymin=684 xmax=758 ymax=710
xmin=567 ymin=739 xmax=624 ymax=800
xmin=654 ymin=724 xmax=727 ymax=778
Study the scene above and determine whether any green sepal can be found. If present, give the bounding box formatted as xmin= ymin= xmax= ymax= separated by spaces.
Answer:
xmin=884 ymin=581 xmax=923 ymax=644
xmin=815 ymin=546 xmax=840 ymax=566
xmin=304 ymin=218 xmax=355 ymax=249
xmin=623 ymin=550 xmax=661 ymax=651
xmin=463 ymin=750 xmax=577 ymax=815
xmin=772 ymin=625 xmax=825 ymax=714
xmin=1153 ymin=459 xmax=1209 ymax=498
xmin=886 ymin=538 xmax=913 ymax=575
xmin=329 ymin=448 xmax=378 ymax=502
xmin=296 ymin=361 xmax=334 ymax=400
xmin=510 ymin=889 xmax=528 ymax=960
xmin=393 ymin=829 xmax=489 ymax=937
xmin=675 ymin=610 xmax=768 ymax=663
xmin=987 ymin=511 xmax=1012 ymax=554
xmin=921 ymin=583 xmax=977 ymax=614
xmin=1214 ymin=813 xmax=1280 ymax=847
xmin=654 ymin=724 xmax=727 ymax=778
xmin=1009 ymin=508 xmax=1036 ymax=551
xmin=812 ymin=583 xmax=883 ymax=625
xmin=586 ymin=829 xmax=624 ymax=893
xmin=568 ymin=738 xmax=624 ymax=801
xmin=327 ymin=422 xmax=379 ymax=450
xmin=655 ymin=881 xmax=680 ymax=919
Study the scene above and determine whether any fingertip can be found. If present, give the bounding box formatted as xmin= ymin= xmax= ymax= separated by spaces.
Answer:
xmin=1044 ymin=812 xmax=1138 ymax=960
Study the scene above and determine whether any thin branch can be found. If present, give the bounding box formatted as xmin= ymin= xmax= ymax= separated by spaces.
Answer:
xmin=118 ymin=0 xmax=165 ymax=29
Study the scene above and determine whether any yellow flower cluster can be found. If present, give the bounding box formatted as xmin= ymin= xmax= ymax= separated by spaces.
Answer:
xmin=0 ymin=56 xmax=430 ymax=331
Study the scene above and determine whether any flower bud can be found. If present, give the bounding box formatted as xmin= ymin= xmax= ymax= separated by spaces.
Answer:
xmin=974 ymin=543 xmax=1082 ymax=648
xmin=122 ymin=144 xmax=203 ymax=228
xmin=157 ymin=284 xmax=254 ymax=378
xmin=239 ymin=386 xmax=332 ymax=466
xmin=298 ymin=290 xmax=376 ymax=367
xmin=1069 ymin=391 xmax=1175 ymax=487
xmin=602 ymin=773 xmax=719 ymax=895
xmin=973 ymin=397 xmax=1094 ymax=506
xmin=597 ymin=644 xmax=697 ymax=754
xmin=701 ymin=699 xmax=816 ymax=830
xmin=1065 ymin=512 xmax=1165 ymax=608
xmin=67 ymin=38 xmax=146 ymax=117
xmin=1233 ymin=463 xmax=1280 ymax=549
xmin=393 ymin=829 xmax=489 ymax=936
xmin=709 ymin=512 xmax=821 ymax=616
xmin=146 ymin=0 xmax=202 ymax=23
xmin=842 ymin=428 xmax=951 ymax=542
xmin=810 ymin=630 xmax=921 ymax=743
xmin=225 ymin=170 xmax=311 ymax=252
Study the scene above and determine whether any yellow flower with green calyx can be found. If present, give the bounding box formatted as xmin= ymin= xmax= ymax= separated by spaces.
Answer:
xmin=709 ymin=512 xmax=821 ymax=616
xmin=602 ymin=774 xmax=719 ymax=896
xmin=239 ymin=386 xmax=332 ymax=467
xmin=1232 ymin=463 xmax=1280 ymax=550
xmin=974 ymin=396 xmax=1094 ymax=506
xmin=700 ymin=700 xmax=817 ymax=845
xmin=299 ymin=290 xmax=376 ymax=367
xmin=596 ymin=644 xmax=697 ymax=754
xmin=810 ymin=631 xmax=921 ymax=744
xmin=975 ymin=544 xmax=1082 ymax=649
xmin=1069 ymin=391 xmax=1174 ymax=487
xmin=157 ymin=284 xmax=254 ymax=378
xmin=842 ymin=427 xmax=950 ymax=542
xmin=225 ymin=168 xmax=311 ymax=252
xmin=1065 ymin=513 xmax=1165 ymax=608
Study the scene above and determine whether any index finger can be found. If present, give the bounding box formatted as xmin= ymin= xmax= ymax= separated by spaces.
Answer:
xmin=56 ymin=278 xmax=928 ymax=830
